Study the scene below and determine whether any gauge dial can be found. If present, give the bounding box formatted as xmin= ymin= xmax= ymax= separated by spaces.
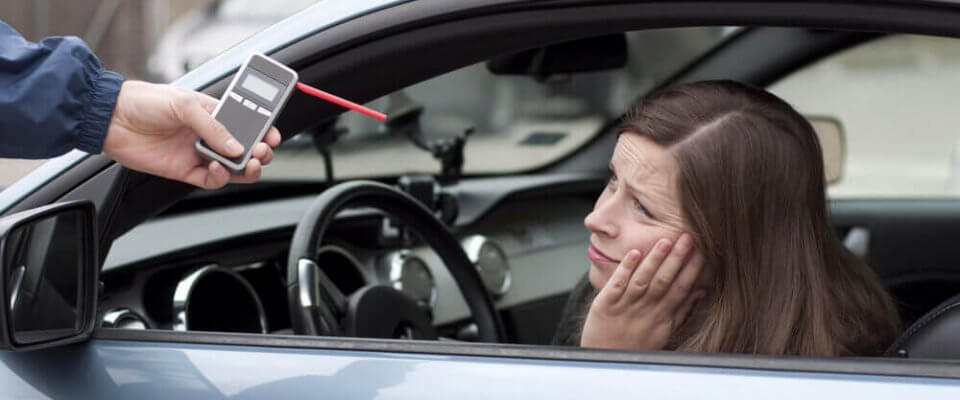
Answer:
xmin=172 ymin=265 xmax=267 ymax=333
xmin=101 ymin=308 xmax=149 ymax=330
xmin=461 ymin=235 xmax=511 ymax=296
xmin=385 ymin=251 xmax=437 ymax=307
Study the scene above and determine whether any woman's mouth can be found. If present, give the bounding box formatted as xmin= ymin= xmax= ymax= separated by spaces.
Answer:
xmin=587 ymin=245 xmax=619 ymax=265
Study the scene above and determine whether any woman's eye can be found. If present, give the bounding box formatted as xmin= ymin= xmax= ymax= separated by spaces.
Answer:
xmin=633 ymin=198 xmax=650 ymax=217
xmin=606 ymin=174 xmax=618 ymax=190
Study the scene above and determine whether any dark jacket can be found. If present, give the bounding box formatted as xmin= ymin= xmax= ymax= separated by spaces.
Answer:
xmin=0 ymin=20 xmax=124 ymax=159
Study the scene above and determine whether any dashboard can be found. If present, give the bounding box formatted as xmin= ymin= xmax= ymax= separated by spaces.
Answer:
xmin=96 ymin=174 xmax=603 ymax=343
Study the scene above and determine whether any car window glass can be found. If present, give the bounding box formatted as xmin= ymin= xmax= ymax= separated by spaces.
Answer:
xmin=770 ymin=35 xmax=960 ymax=198
xmin=265 ymin=27 xmax=736 ymax=181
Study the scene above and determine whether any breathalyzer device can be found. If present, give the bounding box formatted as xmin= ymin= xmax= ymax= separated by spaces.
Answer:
xmin=195 ymin=53 xmax=298 ymax=172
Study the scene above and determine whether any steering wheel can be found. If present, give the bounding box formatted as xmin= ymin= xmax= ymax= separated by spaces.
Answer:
xmin=286 ymin=180 xmax=506 ymax=342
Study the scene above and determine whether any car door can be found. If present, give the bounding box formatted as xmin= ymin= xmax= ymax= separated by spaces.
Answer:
xmin=5 ymin=0 xmax=960 ymax=398
xmin=4 ymin=331 xmax=960 ymax=398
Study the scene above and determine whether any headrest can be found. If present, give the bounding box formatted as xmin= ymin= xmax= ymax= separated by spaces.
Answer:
xmin=886 ymin=293 xmax=960 ymax=359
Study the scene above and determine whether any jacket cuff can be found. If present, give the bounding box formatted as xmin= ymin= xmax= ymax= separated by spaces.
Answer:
xmin=76 ymin=69 xmax=125 ymax=154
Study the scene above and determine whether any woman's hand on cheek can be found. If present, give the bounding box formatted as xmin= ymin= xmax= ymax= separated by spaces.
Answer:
xmin=580 ymin=233 xmax=706 ymax=350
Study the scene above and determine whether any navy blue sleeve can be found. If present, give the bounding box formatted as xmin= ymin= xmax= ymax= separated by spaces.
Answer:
xmin=0 ymin=20 xmax=125 ymax=159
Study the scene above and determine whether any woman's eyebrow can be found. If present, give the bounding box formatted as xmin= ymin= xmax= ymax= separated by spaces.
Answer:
xmin=611 ymin=165 xmax=662 ymax=216
xmin=633 ymin=177 xmax=673 ymax=216
xmin=611 ymin=158 xmax=665 ymax=205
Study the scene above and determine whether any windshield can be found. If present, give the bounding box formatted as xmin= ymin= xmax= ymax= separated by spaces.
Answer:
xmin=263 ymin=27 xmax=736 ymax=181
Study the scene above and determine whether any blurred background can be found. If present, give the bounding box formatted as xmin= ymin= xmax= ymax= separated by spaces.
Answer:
xmin=0 ymin=0 xmax=316 ymax=186
xmin=0 ymin=0 xmax=317 ymax=81
xmin=2 ymin=0 xmax=214 ymax=80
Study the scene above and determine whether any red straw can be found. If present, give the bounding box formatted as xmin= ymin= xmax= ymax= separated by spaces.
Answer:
xmin=295 ymin=82 xmax=386 ymax=122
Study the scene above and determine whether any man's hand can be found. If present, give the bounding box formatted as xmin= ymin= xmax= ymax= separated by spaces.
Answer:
xmin=103 ymin=81 xmax=281 ymax=189
xmin=580 ymin=233 xmax=706 ymax=350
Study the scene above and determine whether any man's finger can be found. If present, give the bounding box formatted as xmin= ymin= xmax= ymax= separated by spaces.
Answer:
xmin=194 ymin=92 xmax=219 ymax=114
xmin=252 ymin=142 xmax=273 ymax=165
xmin=178 ymin=94 xmax=243 ymax=157
xmin=181 ymin=166 xmax=210 ymax=189
xmin=230 ymin=158 xmax=262 ymax=184
xmin=205 ymin=161 xmax=231 ymax=188
xmin=265 ymin=127 xmax=282 ymax=147
xmin=181 ymin=161 xmax=229 ymax=189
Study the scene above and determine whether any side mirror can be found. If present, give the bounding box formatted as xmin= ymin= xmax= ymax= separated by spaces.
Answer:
xmin=807 ymin=115 xmax=846 ymax=184
xmin=0 ymin=201 xmax=98 ymax=351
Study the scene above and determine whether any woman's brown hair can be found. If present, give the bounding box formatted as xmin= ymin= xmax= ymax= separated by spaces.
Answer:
xmin=620 ymin=80 xmax=900 ymax=356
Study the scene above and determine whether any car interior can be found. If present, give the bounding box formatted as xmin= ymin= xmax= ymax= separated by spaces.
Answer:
xmin=16 ymin=4 xmax=960 ymax=366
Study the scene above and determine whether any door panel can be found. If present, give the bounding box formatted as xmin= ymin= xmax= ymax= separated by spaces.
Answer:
xmin=831 ymin=199 xmax=960 ymax=324
xmin=2 ymin=338 xmax=959 ymax=398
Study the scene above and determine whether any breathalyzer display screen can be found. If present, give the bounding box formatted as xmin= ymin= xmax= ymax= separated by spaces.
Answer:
xmin=199 ymin=53 xmax=299 ymax=172
xmin=241 ymin=72 xmax=280 ymax=102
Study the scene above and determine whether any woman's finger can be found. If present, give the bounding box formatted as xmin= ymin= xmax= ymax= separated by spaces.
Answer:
xmin=645 ymin=233 xmax=693 ymax=300
xmin=621 ymin=240 xmax=669 ymax=303
xmin=595 ymin=249 xmax=643 ymax=306
xmin=621 ymin=237 xmax=672 ymax=303
xmin=662 ymin=251 xmax=706 ymax=310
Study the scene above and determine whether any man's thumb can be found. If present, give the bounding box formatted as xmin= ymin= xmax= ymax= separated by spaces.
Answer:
xmin=181 ymin=94 xmax=243 ymax=157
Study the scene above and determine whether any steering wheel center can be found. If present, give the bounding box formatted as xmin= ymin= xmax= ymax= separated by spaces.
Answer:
xmin=343 ymin=285 xmax=436 ymax=339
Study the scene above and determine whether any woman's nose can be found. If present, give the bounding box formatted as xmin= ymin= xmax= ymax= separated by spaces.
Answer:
xmin=584 ymin=196 xmax=618 ymax=238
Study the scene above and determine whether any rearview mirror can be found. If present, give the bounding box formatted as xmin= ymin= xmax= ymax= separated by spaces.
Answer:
xmin=0 ymin=201 xmax=98 ymax=351
xmin=486 ymin=33 xmax=628 ymax=77
xmin=807 ymin=115 xmax=845 ymax=184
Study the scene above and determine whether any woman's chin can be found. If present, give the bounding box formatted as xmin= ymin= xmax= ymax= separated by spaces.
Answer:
xmin=587 ymin=264 xmax=607 ymax=291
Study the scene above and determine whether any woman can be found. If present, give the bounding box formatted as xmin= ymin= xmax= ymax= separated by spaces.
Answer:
xmin=574 ymin=80 xmax=900 ymax=356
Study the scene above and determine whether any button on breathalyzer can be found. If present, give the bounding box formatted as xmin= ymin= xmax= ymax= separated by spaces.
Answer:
xmin=195 ymin=53 xmax=298 ymax=173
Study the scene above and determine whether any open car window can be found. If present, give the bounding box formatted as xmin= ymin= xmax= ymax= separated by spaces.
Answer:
xmin=103 ymin=27 xmax=749 ymax=345
xmin=94 ymin=23 xmax=960 ymax=374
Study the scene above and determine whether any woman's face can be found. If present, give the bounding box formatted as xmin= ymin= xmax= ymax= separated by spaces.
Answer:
xmin=584 ymin=133 xmax=688 ymax=290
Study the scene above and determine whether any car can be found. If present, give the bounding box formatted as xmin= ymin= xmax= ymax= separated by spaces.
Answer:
xmin=3 ymin=0 xmax=960 ymax=397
